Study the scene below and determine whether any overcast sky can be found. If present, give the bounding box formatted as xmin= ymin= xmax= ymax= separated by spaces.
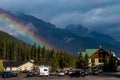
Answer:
xmin=0 ymin=0 xmax=120 ymax=40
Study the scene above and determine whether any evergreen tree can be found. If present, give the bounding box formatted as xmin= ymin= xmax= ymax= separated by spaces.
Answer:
xmin=41 ymin=46 xmax=46 ymax=61
xmin=91 ymin=59 xmax=95 ymax=68
xmin=109 ymin=53 xmax=117 ymax=72
xmin=103 ymin=52 xmax=117 ymax=72
xmin=69 ymin=55 xmax=77 ymax=68
xmin=76 ymin=51 xmax=84 ymax=69
xmin=103 ymin=55 xmax=109 ymax=72
xmin=84 ymin=53 xmax=89 ymax=69
xmin=0 ymin=41 xmax=5 ymax=59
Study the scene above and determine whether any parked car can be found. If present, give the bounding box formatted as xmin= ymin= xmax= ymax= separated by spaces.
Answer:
xmin=84 ymin=69 xmax=89 ymax=75
xmin=33 ymin=71 xmax=38 ymax=76
xmin=1 ymin=71 xmax=18 ymax=78
xmin=9 ymin=71 xmax=18 ymax=77
xmin=58 ymin=70 xmax=65 ymax=76
xmin=92 ymin=69 xmax=99 ymax=75
xmin=49 ymin=70 xmax=56 ymax=76
xmin=1 ymin=71 xmax=10 ymax=78
xmin=27 ymin=72 xmax=34 ymax=77
xmin=70 ymin=69 xmax=85 ymax=78
xmin=22 ymin=70 xmax=29 ymax=73
xmin=78 ymin=69 xmax=86 ymax=77
xmin=0 ymin=71 xmax=2 ymax=76
xmin=99 ymin=69 xmax=103 ymax=73
xmin=67 ymin=70 xmax=75 ymax=75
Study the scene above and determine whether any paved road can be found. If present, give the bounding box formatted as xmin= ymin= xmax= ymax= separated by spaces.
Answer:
xmin=1 ymin=72 xmax=120 ymax=80
xmin=0 ymin=74 xmax=120 ymax=80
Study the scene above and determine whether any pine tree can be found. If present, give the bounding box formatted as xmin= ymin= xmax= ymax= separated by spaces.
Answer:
xmin=108 ymin=53 xmax=117 ymax=72
xmin=103 ymin=52 xmax=117 ymax=72
xmin=41 ymin=46 xmax=46 ymax=61
xmin=0 ymin=41 xmax=5 ymax=59
xmin=91 ymin=59 xmax=95 ymax=68
xmin=58 ymin=51 xmax=66 ymax=69
xmin=84 ymin=53 xmax=89 ymax=69
xmin=103 ymin=55 xmax=109 ymax=72
xmin=76 ymin=51 xmax=84 ymax=69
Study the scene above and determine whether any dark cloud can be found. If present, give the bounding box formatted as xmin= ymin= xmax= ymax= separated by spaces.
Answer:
xmin=0 ymin=0 xmax=120 ymax=40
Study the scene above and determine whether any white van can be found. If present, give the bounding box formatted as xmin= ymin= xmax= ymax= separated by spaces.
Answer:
xmin=39 ymin=65 xmax=49 ymax=76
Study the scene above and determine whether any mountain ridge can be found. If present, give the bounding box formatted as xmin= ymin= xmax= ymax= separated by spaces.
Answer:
xmin=0 ymin=8 xmax=120 ymax=56
xmin=65 ymin=24 xmax=115 ymax=40
xmin=14 ymin=13 xmax=120 ymax=55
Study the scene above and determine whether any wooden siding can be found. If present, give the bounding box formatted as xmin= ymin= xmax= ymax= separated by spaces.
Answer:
xmin=90 ymin=52 xmax=98 ymax=59
xmin=90 ymin=48 xmax=108 ymax=59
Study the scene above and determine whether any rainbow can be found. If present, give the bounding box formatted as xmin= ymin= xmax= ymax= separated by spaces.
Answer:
xmin=0 ymin=12 xmax=54 ymax=49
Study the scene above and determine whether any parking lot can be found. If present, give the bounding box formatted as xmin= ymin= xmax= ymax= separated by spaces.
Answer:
xmin=0 ymin=73 xmax=120 ymax=80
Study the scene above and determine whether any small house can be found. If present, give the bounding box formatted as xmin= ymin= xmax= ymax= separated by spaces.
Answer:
xmin=3 ymin=60 xmax=34 ymax=72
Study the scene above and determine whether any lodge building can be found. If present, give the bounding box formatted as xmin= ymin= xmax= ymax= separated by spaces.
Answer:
xmin=80 ymin=48 xmax=119 ymax=70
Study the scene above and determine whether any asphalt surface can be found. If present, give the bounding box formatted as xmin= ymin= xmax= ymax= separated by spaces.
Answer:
xmin=0 ymin=73 xmax=120 ymax=80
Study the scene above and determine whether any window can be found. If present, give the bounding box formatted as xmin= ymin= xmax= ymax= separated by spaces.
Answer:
xmin=99 ymin=58 xmax=103 ymax=63
xmin=98 ymin=53 xmax=102 ymax=58
xmin=44 ymin=69 xmax=47 ymax=71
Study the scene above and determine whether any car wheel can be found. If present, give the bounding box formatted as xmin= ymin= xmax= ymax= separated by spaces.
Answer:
xmin=82 ymin=73 xmax=85 ymax=77
xmin=76 ymin=75 xmax=79 ymax=78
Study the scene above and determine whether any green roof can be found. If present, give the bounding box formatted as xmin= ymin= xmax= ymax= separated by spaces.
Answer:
xmin=78 ymin=49 xmax=98 ymax=57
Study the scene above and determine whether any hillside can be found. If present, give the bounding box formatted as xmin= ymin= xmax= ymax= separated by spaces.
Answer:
xmin=16 ymin=14 xmax=120 ymax=55
xmin=0 ymin=30 xmax=77 ymax=68
xmin=0 ymin=30 xmax=32 ymax=61
xmin=0 ymin=8 xmax=120 ymax=57
xmin=0 ymin=31 xmax=28 ymax=44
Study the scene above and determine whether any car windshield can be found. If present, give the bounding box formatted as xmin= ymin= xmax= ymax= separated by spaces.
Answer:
xmin=2 ymin=71 xmax=9 ymax=73
xmin=77 ymin=69 xmax=84 ymax=71
xmin=10 ymin=71 xmax=14 ymax=73
xmin=28 ymin=72 xmax=33 ymax=74
xmin=60 ymin=70 xmax=65 ymax=73
xmin=69 ymin=70 xmax=75 ymax=72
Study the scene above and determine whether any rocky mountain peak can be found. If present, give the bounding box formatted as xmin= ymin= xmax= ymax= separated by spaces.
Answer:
xmin=65 ymin=24 xmax=90 ymax=36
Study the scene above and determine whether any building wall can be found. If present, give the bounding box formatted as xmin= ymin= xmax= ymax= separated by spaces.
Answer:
xmin=89 ymin=48 xmax=108 ymax=67
xmin=90 ymin=52 xmax=98 ymax=59
xmin=18 ymin=62 xmax=34 ymax=71
xmin=117 ymin=66 xmax=120 ymax=71
xmin=4 ymin=67 xmax=17 ymax=71
xmin=89 ymin=58 xmax=104 ymax=67
xmin=95 ymin=59 xmax=98 ymax=65
xmin=89 ymin=59 xmax=91 ymax=66
xmin=4 ymin=62 xmax=34 ymax=71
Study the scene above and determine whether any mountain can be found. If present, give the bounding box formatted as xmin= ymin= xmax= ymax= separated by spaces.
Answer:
xmin=15 ymin=14 xmax=100 ymax=51
xmin=15 ymin=14 xmax=120 ymax=55
xmin=65 ymin=24 xmax=117 ymax=44
xmin=0 ymin=8 xmax=120 ymax=57
xmin=65 ymin=24 xmax=90 ymax=37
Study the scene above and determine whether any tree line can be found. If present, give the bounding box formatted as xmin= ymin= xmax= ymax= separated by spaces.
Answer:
xmin=0 ymin=38 xmax=77 ymax=70
xmin=0 ymin=31 xmax=118 ymax=71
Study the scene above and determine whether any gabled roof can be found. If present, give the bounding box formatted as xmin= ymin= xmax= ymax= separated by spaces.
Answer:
xmin=3 ymin=61 xmax=33 ymax=67
xmin=85 ymin=49 xmax=98 ymax=57
xmin=78 ymin=49 xmax=98 ymax=57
